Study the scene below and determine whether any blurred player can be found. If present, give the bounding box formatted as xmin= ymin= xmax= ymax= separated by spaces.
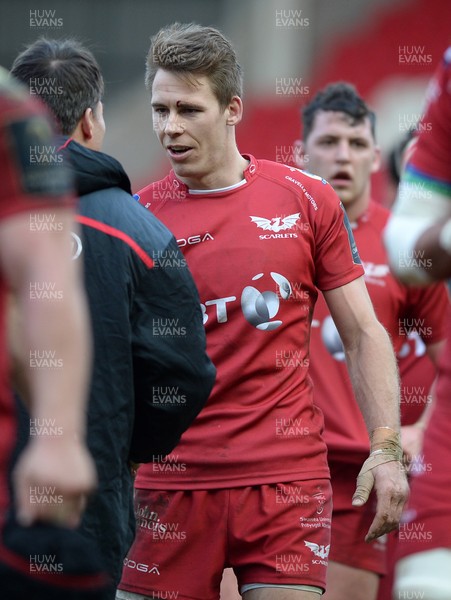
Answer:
xmin=377 ymin=127 xmax=436 ymax=600
xmin=0 ymin=67 xmax=104 ymax=598
xmin=117 ymin=23 xmax=408 ymax=600
xmin=385 ymin=46 xmax=451 ymax=600
xmin=293 ymin=82 xmax=448 ymax=600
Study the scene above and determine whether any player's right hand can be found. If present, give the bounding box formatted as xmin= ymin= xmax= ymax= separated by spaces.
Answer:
xmin=13 ymin=435 xmax=97 ymax=528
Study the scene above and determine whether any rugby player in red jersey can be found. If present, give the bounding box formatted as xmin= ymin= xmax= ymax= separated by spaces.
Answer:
xmin=385 ymin=46 xmax=451 ymax=600
xmin=118 ymin=23 xmax=409 ymax=600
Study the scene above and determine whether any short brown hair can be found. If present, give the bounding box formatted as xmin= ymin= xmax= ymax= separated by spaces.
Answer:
xmin=145 ymin=22 xmax=243 ymax=107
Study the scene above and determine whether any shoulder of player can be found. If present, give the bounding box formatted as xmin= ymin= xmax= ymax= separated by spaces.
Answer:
xmin=134 ymin=174 xmax=185 ymax=208
xmin=256 ymin=160 xmax=336 ymax=206
xmin=365 ymin=200 xmax=391 ymax=229
xmin=135 ymin=176 xmax=164 ymax=201
xmin=136 ymin=178 xmax=161 ymax=197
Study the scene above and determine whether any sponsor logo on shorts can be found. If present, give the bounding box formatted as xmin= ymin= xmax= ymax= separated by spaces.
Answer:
xmin=123 ymin=558 xmax=160 ymax=575
xmin=299 ymin=516 xmax=331 ymax=529
xmin=304 ymin=541 xmax=330 ymax=565
xmin=135 ymin=503 xmax=167 ymax=534
xmin=312 ymin=491 xmax=327 ymax=515
xmin=135 ymin=502 xmax=187 ymax=541
xmin=304 ymin=541 xmax=330 ymax=559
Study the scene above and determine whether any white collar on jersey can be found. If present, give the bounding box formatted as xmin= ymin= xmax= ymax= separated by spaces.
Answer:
xmin=189 ymin=178 xmax=247 ymax=194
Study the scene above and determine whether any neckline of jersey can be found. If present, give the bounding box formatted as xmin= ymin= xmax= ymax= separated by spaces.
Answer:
xmin=170 ymin=154 xmax=257 ymax=196
xmin=189 ymin=178 xmax=247 ymax=194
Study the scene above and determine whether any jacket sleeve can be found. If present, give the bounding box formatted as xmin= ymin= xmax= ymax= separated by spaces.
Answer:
xmin=129 ymin=235 xmax=215 ymax=462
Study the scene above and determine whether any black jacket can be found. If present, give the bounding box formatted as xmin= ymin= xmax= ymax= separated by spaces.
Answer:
xmin=17 ymin=140 xmax=215 ymax=590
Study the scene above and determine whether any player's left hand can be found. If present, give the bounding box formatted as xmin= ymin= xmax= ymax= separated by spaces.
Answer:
xmin=355 ymin=460 xmax=409 ymax=542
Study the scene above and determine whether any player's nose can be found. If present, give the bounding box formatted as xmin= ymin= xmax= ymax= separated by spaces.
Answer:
xmin=164 ymin=113 xmax=185 ymax=136
xmin=336 ymin=140 xmax=351 ymax=161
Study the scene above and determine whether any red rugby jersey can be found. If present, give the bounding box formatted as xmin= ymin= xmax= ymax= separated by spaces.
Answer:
xmin=404 ymin=46 xmax=451 ymax=415
xmin=396 ymin=48 xmax=451 ymax=561
xmin=135 ymin=157 xmax=364 ymax=489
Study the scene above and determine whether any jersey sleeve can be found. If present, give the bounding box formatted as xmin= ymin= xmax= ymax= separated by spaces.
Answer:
xmin=406 ymin=46 xmax=451 ymax=195
xmin=312 ymin=184 xmax=364 ymax=291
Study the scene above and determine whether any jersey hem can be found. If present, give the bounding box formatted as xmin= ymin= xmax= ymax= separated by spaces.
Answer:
xmin=135 ymin=467 xmax=331 ymax=490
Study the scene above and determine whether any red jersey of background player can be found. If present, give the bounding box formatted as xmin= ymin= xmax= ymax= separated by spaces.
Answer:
xmin=135 ymin=157 xmax=364 ymax=490
xmin=395 ymin=46 xmax=451 ymax=562
xmin=310 ymin=200 xmax=448 ymax=464
xmin=0 ymin=76 xmax=73 ymax=518
xmin=405 ymin=47 xmax=451 ymax=187
xmin=400 ymin=45 xmax=451 ymax=414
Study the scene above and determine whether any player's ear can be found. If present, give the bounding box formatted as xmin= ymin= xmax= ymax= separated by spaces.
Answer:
xmin=70 ymin=108 xmax=94 ymax=146
xmin=371 ymin=144 xmax=382 ymax=174
xmin=80 ymin=108 xmax=95 ymax=141
xmin=225 ymin=96 xmax=243 ymax=126
xmin=293 ymin=139 xmax=306 ymax=168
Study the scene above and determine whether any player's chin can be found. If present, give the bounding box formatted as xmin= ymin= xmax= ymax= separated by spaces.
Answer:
xmin=171 ymin=162 xmax=191 ymax=176
xmin=335 ymin=190 xmax=354 ymax=205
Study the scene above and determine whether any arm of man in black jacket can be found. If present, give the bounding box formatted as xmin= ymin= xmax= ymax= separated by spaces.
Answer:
xmin=129 ymin=234 xmax=215 ymax=463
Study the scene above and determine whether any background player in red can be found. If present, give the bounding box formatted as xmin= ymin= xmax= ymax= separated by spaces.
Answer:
xmin=385 ymin=46 xmax=451 ymax=600
xmin=292 ymin=82 xmax=448 ymax=600
xmin=0 ymin=66 xmax=95 ymax=527
xmin=117 ymin=23 xmax=408 ymax=600
xmin=377 ymin=123 xmax=438 ymax=600
xmin=0 ymin=67 xmax=101 ymax=597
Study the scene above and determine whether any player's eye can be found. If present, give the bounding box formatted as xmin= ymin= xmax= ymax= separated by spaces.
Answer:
xmin=351 ymin=140 xmax=368 ymax=148
xmin=181 ymin=108 xmax=200 ymax=114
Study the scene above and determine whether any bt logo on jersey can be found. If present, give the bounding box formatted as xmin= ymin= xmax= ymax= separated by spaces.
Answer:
xmin=242 ymin=272 xmax=292 ymax=331
xmin=201 ymin=272 xmax=292 ymax=330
